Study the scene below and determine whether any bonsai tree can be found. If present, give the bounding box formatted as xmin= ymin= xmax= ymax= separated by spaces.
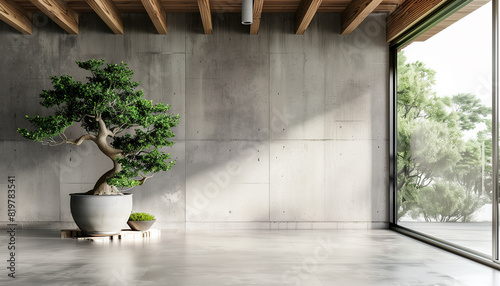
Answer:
xmin=18 ymin=59 xmax=179 ymax=195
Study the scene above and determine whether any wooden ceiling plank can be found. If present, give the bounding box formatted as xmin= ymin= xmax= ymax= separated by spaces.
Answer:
xmin=413 ymin=0 xmax=489 ymax=42
xmin=341 ymin=0 xmax=383 ymax=35
xmin=141 ymin=0 xmax=167 ymax=34
xmin=197 ymin=0 xmax=212 ymax=34
xmin=250 ymin=0 xmax=263 ymax=35
xmin=86 ymin=0 xmax=123 ymax=34
xmin=295 ymin=0 xmax=323 ymax=35
xmin=0 ymin=0 xmax=32 ymax=34
xmin=386 ymin=0 xmax=446 ymax=42
xmin=29 ymin=0 xmax=78 ymax=34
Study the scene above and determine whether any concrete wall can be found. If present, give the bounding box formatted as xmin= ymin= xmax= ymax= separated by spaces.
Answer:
xmin=0 ymin=12 xmax=389 ymax=229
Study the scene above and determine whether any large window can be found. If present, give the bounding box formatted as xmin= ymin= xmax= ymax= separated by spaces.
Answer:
xmin=395 ymin=1 xmax=493 ymax=257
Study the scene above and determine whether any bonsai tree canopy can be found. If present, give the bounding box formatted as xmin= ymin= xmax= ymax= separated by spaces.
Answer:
xmin=18 ymin=59 xmax=179 ymax=195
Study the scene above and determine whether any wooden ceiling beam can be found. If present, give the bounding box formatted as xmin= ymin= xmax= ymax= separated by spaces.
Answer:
xmin=7 ymin=0 xmax=404 ymax=14
xmin=341 ymin=0 xmax=383 ymax=35
xmin=386 ymin=0 xmax=446 ymax=42
xmin=250 ymin=0 xmax=264 ymax=35
xmin=86 ymin=0 xmax=123 ymax=34
xmin=295 ymin=0 xmax=322 ymax=35
xmin=141 ymin=0 xmax=167 ymax=34
xmin=197 ymin=0 xmax=212 ymax=34
xmin=29 ymin=0 xmax=78 ymax=34
xmin=0 ymin=0 xmax=32 ymax=34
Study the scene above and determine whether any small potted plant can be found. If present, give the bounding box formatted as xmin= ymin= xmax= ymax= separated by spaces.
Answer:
xmin=128 ymin=212 xmax=156 ymax=231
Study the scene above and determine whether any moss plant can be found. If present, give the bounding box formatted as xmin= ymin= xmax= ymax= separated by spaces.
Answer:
xmin=129 ymin=212 xmax=155 ymax=221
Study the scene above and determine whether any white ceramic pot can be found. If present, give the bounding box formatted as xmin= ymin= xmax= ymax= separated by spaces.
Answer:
xmin=70 ymin=193 xmax=132 ymax=236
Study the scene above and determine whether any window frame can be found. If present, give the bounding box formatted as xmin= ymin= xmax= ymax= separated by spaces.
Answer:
xmin=388 ymin=0 xmax=500 ymax=268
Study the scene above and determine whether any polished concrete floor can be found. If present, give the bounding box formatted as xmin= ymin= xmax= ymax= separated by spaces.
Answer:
xmin=0 ymin=229 xmax=499 ymax=286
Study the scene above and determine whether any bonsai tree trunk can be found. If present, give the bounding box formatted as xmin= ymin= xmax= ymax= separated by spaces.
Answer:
xmin=86 ymin=116 xmax=123 ymax=195
xmin=72 ymin=116 xmax=123 ymax=195
xmin=88 ymin=117 xmax=123 ymax=195
xmin=89 ymin=161 xmax=122 ymax=195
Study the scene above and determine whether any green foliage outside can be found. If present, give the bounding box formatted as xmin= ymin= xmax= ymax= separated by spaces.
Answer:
xmin=397 ymin=52 xmax=491 ymax=222
xmin=129 ymin=212 xmax=155 ymax=221
xmin=18 ymin=59 xmax=180 ymax=195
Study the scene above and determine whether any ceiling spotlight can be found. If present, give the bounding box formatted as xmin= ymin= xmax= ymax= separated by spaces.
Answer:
xmin=242 ymin=0 xmax=253 ymax=25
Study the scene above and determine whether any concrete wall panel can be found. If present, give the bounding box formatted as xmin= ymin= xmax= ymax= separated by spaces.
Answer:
xmin=270 ymin=53 xmax=332 ymax=140
xmin=3 ymin=78 xmax=57 ymax=141
xmin=0 ymin=20 xmax=61 ymax=80
xmin=186 ymin=140 xmax=270 ymax=222
xmin=185 ymin=14 xmax=269 ymax=141
xmin=187 ymin=183 xmax=269 ymax=222
xmin=0 ymin=141 xmax=60 ymax=221
xmin=270 ymin=141 xmax=326 ymax=221
xmin=185 ymin=74 xmax=269 ymax=140
xmin=324 ymin=140 xmax=387 ymax=222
